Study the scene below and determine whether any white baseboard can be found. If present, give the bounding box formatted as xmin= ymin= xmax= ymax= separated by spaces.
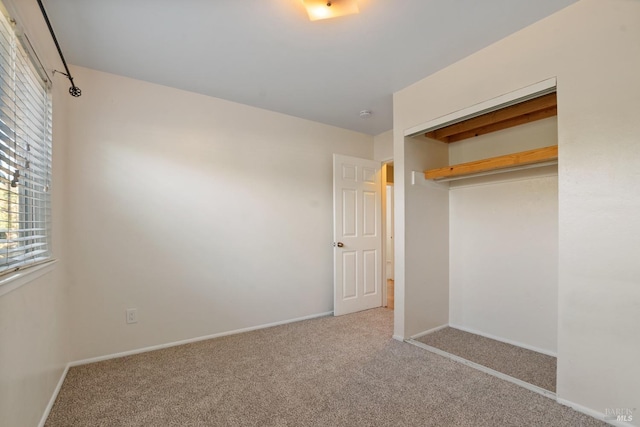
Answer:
xmin=392 ymin=334 xmax=405 ymax=342
xmin=556 ymin=398 xmax=635 ymax=427
xmin=410 ymin=323 xmax=449 ymax=340
xmin=449 ymin=323 xmax=557 ymax=357
xmin=69 ymin=311 xmax=333 ymax=367
xmin=38 ymin=363 xmax=69 ymax=427
xmin=40 ymin=311 xmax=332 ymax=425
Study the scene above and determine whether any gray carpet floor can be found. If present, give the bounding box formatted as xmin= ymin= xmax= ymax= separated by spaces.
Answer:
xmin=415 ymin=327 xmax=557 ymax=392
xmin=46 ymin=309 xmax=603 ymax=426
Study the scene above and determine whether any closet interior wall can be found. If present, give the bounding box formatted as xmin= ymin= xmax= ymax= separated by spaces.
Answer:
xmin=446 ymin=117 xmax=559 ymax=354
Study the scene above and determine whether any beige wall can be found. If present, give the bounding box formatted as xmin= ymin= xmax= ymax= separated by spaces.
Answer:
xmin=394 ymin=0 xmax=640 ymax=420
xmin=0 ymin=266 xmax=70 ymax=427
xmin=374 ymin=129 xmax=393 ymax=162
xmin=65 ymin=66 xmax=373 ymax=361
xmin=449 ymin=173 xmax=558 ymax=353
xmin=448 ymin=118 xmax=559 ymax=354
xmin=0 ymin=1 xmax=72 ymax=426
xmin=403 ymin=137 xmax=449 ymax=337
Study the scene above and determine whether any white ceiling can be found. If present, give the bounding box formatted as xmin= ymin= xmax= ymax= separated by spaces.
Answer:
xmin=44 ymin=0 xmax=576 ymax=135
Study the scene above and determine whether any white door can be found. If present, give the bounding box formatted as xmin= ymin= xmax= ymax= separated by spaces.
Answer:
xmin=333 ymin=154 xmax=382 ymax=316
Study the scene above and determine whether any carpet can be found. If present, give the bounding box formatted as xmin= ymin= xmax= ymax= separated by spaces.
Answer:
xmin=46 ymin=309 xmax=603 ymax=426
xmin=415 ymin=327 xmax=557 ymax=392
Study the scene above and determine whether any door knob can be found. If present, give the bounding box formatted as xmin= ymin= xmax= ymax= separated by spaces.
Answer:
xmin=336 ymin=242 xmax=344 ymax=248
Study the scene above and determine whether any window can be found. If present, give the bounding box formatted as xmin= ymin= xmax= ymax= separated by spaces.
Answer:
xmin=0 ymin=8 xmax=53 ymax=276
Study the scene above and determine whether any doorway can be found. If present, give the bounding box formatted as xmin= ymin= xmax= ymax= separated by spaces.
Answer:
xmin=331 ymin=155 xmax=394 ymax=316
xmin=382 ymin=162 xmax=394 ymax=309
xmin=332 ymin=154 xmax=383 ymax=316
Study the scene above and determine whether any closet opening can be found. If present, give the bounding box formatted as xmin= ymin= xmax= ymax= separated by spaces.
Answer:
xmin=407 ymin=81 xmax=559 ymax=396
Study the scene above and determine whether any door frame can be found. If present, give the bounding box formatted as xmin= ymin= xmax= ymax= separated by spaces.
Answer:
xmin=381 ymin=158 xmax=394 ymax=308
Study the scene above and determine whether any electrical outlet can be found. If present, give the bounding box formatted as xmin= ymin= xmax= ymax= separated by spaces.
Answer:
xmin=126 ymin=308 xmax=138 ymax=324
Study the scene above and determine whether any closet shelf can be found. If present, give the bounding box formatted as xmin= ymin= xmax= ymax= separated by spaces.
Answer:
xmin=424 ymin=93 xmax=557 ymax=143
xmin=424 ymin=145 xmax=558 ymax=181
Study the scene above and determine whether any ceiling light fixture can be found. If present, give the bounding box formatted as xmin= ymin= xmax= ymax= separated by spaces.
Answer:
xmin=302 ymin=0 xmax=359 ymax=21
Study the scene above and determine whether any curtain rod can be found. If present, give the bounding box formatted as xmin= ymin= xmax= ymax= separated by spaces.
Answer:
xmin=36 ymin=0 xmax=81 ymax=97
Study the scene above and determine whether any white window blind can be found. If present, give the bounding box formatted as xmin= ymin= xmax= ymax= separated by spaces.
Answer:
xmin=0 ymin=9 xmax=53 ymax=276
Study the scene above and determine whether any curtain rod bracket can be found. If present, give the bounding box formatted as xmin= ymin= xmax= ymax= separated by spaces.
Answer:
xmin=37 ymin=0 xmax=81 ymax=97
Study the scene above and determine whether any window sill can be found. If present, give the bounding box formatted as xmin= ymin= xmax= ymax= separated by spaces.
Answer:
xmin=0 ymin=260 xmax=58 ymax=298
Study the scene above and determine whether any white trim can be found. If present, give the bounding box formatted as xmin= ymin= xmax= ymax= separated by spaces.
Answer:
xmin=0 ymin=260 xmax=58 ymax=297
xmin=449 ymin=323 xmax=557 ymax=357
xmin=556 ymin=398 xmax=634 ymax=427
xmin=69 ymin=311 xmax=334 ymax=367
xmin=392 ymin=334 xmax=404 ymax=342
xmin=38 ymin=364 xmax=69 ymax=427
xmin=409 ymin=323 xmax=449 ymax=339
xmin=407 ymin=339 xmax=556 ymax=400
xmin=403 ymin=77 xmax=557 ymax=137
